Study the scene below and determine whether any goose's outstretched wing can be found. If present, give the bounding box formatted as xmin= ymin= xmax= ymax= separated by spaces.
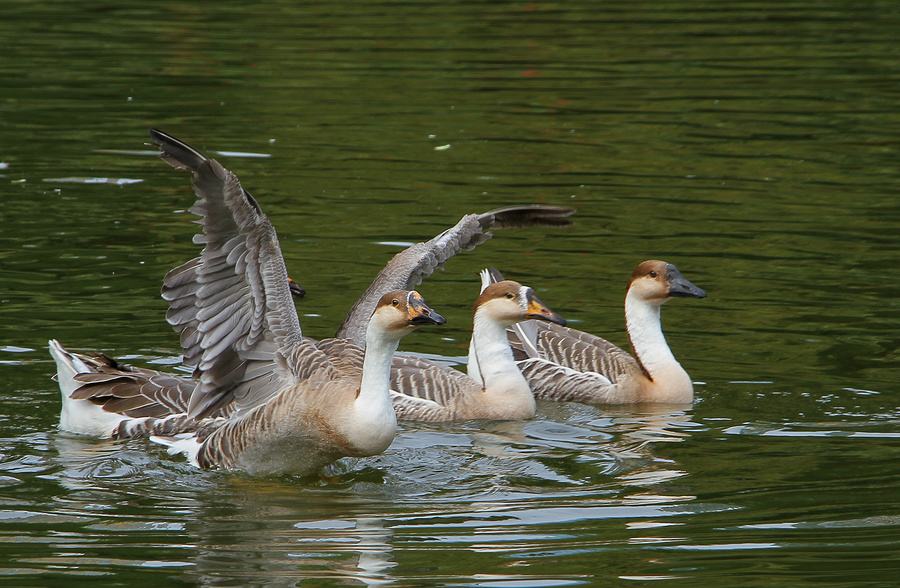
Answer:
xmin=336 ymin=205 xmax=575 ymax=346
xmin=150 ymin=129 xmax=305 ymax=419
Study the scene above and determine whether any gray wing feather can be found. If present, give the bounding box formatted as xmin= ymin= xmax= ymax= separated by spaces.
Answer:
xmin=539 ymin=323 xmax=635 ymax=379
xmin=484 ymin=205 xmax=576 ymax=229
xmin=389 ymin=391 xmax=455 ymax=422
xmin=151 ymin=129 xmax=304 ymax=419
xmin=510 ymin=322 xmax=636 ymax=382
xmin=389 ymin=354 xmax=475 ymax=421
xmin=517 ymin=358 xmax=622 ymax=403
xmin=336 ymin=205 xmax=575 ymax=347
xmin=313 ymin=338 xmax=365 ymax=380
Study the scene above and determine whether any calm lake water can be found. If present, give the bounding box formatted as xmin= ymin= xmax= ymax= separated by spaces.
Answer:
xmin=2 ymin=1 xmax=899 ymax=586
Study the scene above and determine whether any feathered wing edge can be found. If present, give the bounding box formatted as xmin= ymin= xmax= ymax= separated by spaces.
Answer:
xmin=49 ymin=340 xmax=192 ymax=417
xmin=49 ymin=339 xmax=209 ymax=439
xmin=150 ymin=129 xmax=308 ymax=420
xmin=335 ymin=205 xmax=575 ymax=347
xmin=517 ymin=358 xmax=618 ymax=403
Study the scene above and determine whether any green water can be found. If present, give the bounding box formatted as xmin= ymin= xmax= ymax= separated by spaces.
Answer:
xmin=2 ymin=1 xmax=899 ymax=586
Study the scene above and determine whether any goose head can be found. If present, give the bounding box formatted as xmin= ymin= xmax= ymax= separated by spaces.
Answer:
xmin=473 ymin=280 xmax=566 ymax=327
xmin=627 ymin=260 xmax=706 ymax=305
xmin=369 ymin=290 xmax=446 ymax=341
xmin=287 ymin=278 xmax=306 ymax=298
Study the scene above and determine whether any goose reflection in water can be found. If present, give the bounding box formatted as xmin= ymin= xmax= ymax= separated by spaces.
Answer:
xmin=186 ymin=487 xmax=398 ymax=588
xmin=48 ymin=437 xmax=399 ymax=587
xmin=458 ymin=404 xmax=699 ymax=491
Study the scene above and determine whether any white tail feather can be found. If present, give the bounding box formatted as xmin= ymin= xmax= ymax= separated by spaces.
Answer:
xmin=48 ymin=339 xmax=126 ymax=438
xmin=150 ymin=434 xmax=203 ymax=467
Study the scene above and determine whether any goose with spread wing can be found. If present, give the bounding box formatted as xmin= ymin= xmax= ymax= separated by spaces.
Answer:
xmin=389 ymin=269 xmax=566 ymax=421
xmin=497 ymin=261 xmax=706 ymax=404
xmin=49 ymin=129 xmax=445 ymax=475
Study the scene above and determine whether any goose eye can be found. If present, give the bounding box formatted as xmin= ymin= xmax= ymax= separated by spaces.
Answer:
xmin=648 ymin=271 xmax=658 ymax=278
xmin=505 ymin=292 xmax=515 ymax=299
xmin=392 ymin=299 xmax=400 ymax=306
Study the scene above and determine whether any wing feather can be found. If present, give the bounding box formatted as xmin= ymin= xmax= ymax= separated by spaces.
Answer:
xmin=389 ymin=391 xmax=454 ymax=422
xmin=516 ymin=358 xmax=624 ymax=403
xmin=529 ymin=323 xmax=636 ymax=380
xmin=65 ymin=350 xmax=195 ymax=418
xmin=389 ymin=354 xmax=474 ymax=421
xmin=150 ymin=129 xmax=307 ymax=419
xmin=336 ymin=205 xmax=575 ymax=346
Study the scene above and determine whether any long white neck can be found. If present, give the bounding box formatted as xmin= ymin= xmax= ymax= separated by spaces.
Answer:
xmin=339 ymin=325 xmax=399 ymax=454
xmin=360 ymin=328 xmax=401 ymax=404
xmin=467 ymin=311 xmax=524 ymax=389
xmin=624 ymin=292 xmax=686 ymax=384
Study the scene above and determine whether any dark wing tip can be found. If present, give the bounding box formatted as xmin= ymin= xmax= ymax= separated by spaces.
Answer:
xmin=485 ymin=205 xmax=576 ymax=229
xmin=148 ymin=128 xmax=209 ymax=171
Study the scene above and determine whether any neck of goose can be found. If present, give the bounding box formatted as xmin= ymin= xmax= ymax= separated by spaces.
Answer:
xmin=341 ymin=326 xmax=398 ymax=454
xmin=360 ymin=328 xmax=401 ymax=403
xmin=624 ymin=291 xmax=687 ymax=388
xmin=467 ymin=311 xmax=524 ymax=390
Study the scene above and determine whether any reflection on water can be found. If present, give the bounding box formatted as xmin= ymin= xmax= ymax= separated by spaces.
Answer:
xmin=0 ymin=403 xmax=703 ymax=586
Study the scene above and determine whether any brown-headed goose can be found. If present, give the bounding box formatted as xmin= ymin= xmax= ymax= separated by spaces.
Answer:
xmin=500 ymin=261 xmax=706 ymax=404
xmin=48 ymin=129 xmax=445 ymax=475
xmin=389 ymin=270 xmax=565 ymax=421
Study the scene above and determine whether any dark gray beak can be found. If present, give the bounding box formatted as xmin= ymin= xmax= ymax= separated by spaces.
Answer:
xmin=666 ymin=265 xmax=706 ymax=299
xmin=288 ymin=278 xmax=306 ymax=298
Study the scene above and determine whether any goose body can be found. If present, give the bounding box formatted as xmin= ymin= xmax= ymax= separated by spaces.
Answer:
xmin=158 ymin=292 xmax=443 ymax=474
xmin=389 ymin=270 xmax=565 ymax=422
xmin=507 ymin=261 xmax=706 ymax=404
xmin=50 ymin=129 xmax=444 ymax=475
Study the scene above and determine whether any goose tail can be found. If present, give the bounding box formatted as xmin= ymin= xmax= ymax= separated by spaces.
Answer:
xmin=48 ymin=340 xmax=126 ymax=438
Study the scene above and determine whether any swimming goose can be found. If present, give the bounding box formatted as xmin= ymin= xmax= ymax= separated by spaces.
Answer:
xmin=336 ymin=204 xmax=575 ymax=347
xmin=389 ymin=269 xmax=565 ymax=422
xmin=49 ymin=129 xmax=445 ymax=475
xmin=500 ymin=260 xmax=706 ymax=404
xmin=50 ymin=291 xmax=443 ymax=474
